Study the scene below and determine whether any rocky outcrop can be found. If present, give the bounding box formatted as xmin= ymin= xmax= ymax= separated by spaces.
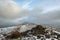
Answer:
xmin=3 ymin=25 xmax=46 ymax=39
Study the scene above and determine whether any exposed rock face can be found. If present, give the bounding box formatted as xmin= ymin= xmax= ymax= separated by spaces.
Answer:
xmin=31 ymin=25 xmax=46 ymax=36
xmin=0 ymin=23 xmax=47 ymax=39
xmin=4 ymin=25 xmax=46 ymax=39
xmin=5 ymin=31 xmax=20 ymax=39
xmin=0 ymin=23 xmax=60 ymax=40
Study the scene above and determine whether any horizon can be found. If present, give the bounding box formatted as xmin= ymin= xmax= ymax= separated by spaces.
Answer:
xmin=0 ymin=0 xmax=60 ymax=27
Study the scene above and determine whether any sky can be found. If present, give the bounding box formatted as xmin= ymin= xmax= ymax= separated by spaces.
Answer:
xmin=0 ymin=0 xmax=60 ymax=27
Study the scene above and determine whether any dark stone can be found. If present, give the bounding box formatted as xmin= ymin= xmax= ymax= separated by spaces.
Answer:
xmin=51 ymin=38 xmax=54 ymax=40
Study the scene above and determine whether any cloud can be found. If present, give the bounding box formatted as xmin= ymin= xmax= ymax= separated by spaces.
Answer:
xmin=0 ymin=0 xmax=26 ymax=27
xmin=0 ymin=0 xmax=60 ymax=28
xmin=19 ymin=6 xmax=60 ymax=26
xmin=0 ymin=0 xmax=23 ymax=19
xmin=22 ymin=0 xmax=32 ymax=9
xmin=41 ymin=7 xmax=60 ymax=21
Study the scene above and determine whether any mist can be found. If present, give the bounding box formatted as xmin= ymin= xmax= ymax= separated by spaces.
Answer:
xmin=0 ymin=0 xmax=60 ymax=28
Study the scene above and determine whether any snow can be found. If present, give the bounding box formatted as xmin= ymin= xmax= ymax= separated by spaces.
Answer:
xmin=0 ymin=26 xmax=18 ymax=34
xmin=0 ymin=24 xmax=60 ymax=40
xmin=20 ymin=24 xmax=36 ymax=32
xmin=53 ymin=30 xmax=60 ymax=34
xmin=0 ymin=24 xmax=36 ymax=34
xmin=21 ymin=36 xmax=58 ymax=40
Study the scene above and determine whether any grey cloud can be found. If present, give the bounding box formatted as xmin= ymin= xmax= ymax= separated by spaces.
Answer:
xmin=0 ymin=0 xmax=60 ymax=28
xmin=20 ymin=7 xmax=60 ymax=28
xmin=0 ymin=0 xmax=23 ymax=19
xmin=0 ymin=0 xmax=24 ymax=27
xmin=40 ymin=8 xmax=60 ymax=21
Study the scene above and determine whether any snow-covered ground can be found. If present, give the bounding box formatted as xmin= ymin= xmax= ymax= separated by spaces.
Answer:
xmin=0 ymin=24 xmax=36 ymax=34
xmin=21 ymin=36 xmax=58 ymax=40
xmin=0 ymin=24 xmax=60 ymax=40
xmin=0 ymin=26 xmax=19 ymax=34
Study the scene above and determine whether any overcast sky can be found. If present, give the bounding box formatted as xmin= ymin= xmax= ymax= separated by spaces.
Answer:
xmin=0 ymin=0 xmax=60 ymax=27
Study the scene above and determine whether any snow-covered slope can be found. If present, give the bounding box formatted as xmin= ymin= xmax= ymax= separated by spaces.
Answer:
xmin=0 ymin=23 xmax=36 ymax=34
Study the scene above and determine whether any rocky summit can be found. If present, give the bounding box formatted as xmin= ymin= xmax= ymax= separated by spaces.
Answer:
xmin=0 ymin=23 xmax=60 ymax=40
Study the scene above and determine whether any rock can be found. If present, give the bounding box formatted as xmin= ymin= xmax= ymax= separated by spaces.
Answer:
xmin=5 ymin=30 xmax=20 ymax=39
